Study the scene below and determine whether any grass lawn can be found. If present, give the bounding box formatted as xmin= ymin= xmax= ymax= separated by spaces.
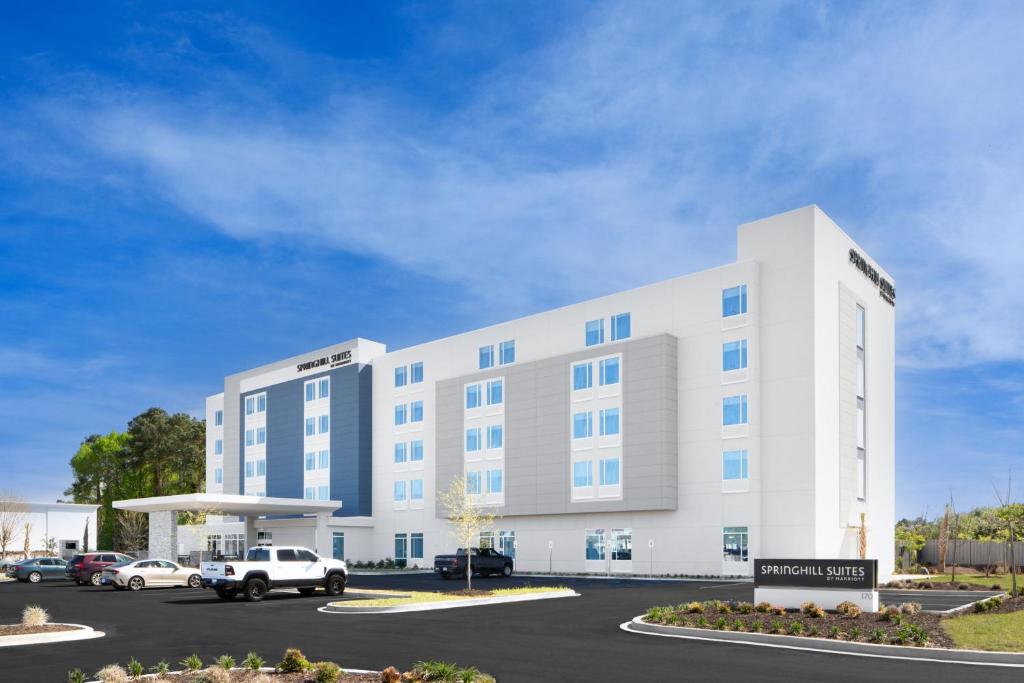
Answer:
xmin=335 ymin=585 xmax=570 ymax=608
xmin=943 ymin=610 xmax=1024 ymax=651
xmin=915 ymin=573 xmax=1021 ymax=590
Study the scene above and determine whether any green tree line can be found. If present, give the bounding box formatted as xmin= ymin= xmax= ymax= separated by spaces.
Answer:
xmin=64 ymin=407 xmax=205 ymax=550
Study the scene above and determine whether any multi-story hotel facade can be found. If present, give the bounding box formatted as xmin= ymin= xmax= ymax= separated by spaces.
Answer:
xmin=190 ymin=206 xmax=896 ymax=578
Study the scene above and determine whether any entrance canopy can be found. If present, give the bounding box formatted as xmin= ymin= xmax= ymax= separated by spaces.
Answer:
xmin=113 ymin=493 xmax=341 ymax=516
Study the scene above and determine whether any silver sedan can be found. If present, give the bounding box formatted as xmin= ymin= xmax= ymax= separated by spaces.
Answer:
xmin=104 ymin=559 xmax=202 ymax=591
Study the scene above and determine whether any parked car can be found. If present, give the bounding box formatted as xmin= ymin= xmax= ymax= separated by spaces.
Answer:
xmin=200 ymin=545 xmax=347 ymax=602
xmin=102 ymin=559 xmax=202 ymax=591
xmin=8 ymin=557 xmax=69 ymax=583
xmin=434 ymin=547 xmax=514 ymax=579
xmin=66 ymin=552 xmax=135 ymax=586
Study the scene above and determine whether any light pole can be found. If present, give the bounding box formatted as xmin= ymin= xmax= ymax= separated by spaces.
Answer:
xmin=548 ymin=540 xmax=553 ymax=574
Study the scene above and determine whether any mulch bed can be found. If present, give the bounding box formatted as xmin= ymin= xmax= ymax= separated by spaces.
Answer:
xmin=885 ymin=580 xmax=1005 ymax=591
xmin=0 ymin=623 xmax=78 ymax=636
xmin=154 ymin=673 xmax=378 ymax=682
xmin=971 ymin=594 xmax=1024 ymax=615
xmin=448 ymin=589 xmax=492 ymax=597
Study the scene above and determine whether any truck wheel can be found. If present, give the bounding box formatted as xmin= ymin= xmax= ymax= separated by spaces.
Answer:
xmin=298 ymin=587 xmax=317 ymax=596
xmin=324 ymin=574 xmax=346 ymax=596
xmin=244 ymin=578 xmax=268 ymax=602
xmin=502 ymin=564 xmax=513 ymax=577
xmin=215 ymin=587 xmax=238 ymax=601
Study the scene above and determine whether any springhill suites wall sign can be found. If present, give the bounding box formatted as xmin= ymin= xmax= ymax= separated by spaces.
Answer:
xmin=754 ymin=559 xmax=878 ymax=590
xmin=849 ymin=249 xmax=895 ymax=306
xmin=296 ymin=349 xmax=352 ymax=373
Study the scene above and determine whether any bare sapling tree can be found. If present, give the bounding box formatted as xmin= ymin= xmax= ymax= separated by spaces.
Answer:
xmin=0 ymin=493 xmax=28 ymax=562
xmin=438 ymin=475 xmax=498 ymax=591
xmin=949 ymin=492 xmax=961 ymax=582
xmin=116 ymin=510 xmax=148 ymax=554
xmin=937 ymin=504 xmax=950 ymax=573
xmin=858 ymin=512 xmax=867 ymax=560
xmin=22 ymin=522 xmax=32 ymax=559
xmin=993 ymin=470 xmax=1021 ymax=596
xmin=179 ymin=505 xmax=223 ymax=564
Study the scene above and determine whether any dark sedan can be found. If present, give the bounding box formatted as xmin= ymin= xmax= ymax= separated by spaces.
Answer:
xmin=8 ymin=557 xmax=69 ymax=583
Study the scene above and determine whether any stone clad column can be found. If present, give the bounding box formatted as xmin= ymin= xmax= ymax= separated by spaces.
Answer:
xmin=148 ymin=510 xmax=178 ymax=561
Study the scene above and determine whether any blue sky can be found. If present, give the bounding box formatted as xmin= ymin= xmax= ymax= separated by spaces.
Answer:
xmin=1 ymin=1 xmax=1022 ymax=520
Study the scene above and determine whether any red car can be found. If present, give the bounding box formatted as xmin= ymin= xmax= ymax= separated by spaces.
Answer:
xmin=65 ymin=552 xmax=135 ymax=586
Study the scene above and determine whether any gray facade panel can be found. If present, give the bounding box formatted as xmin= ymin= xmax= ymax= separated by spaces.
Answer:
xmin=330 ymin=364 xmax=373 ymax=517
xmin=263 ymin=381 xmax=304 ymax=499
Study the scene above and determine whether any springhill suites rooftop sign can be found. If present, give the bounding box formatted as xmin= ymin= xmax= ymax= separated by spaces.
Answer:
xmin=849 ymin=248 xmax=895 ymax=306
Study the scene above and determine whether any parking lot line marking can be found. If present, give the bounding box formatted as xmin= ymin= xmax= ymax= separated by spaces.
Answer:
xmin=697 ymin=582 xmax=748 ymax=591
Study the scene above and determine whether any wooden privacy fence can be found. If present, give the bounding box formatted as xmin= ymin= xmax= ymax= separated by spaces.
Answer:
xmin=918 ymin=539 xmax=1024 ymax=568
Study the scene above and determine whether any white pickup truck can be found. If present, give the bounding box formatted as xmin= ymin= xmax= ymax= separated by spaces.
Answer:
xmin=200 ymin=546 xmax=347 ymax=602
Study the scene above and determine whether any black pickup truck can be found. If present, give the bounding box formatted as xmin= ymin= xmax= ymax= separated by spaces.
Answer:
xmin=433 ymin=547 xmax=513 ymax=579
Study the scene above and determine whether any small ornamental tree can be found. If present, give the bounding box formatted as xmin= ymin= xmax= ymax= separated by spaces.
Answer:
xmin=0 ymin=494 xmax=28 ymax=561
xmin=437 ymin=475 xmax=497 ymax=590
xmin=22 ymin=522 xmax=32 ymax=559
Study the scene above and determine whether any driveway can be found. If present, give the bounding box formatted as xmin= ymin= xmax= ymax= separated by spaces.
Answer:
xmin=0 ymin=574 xmax=1018 ymax=682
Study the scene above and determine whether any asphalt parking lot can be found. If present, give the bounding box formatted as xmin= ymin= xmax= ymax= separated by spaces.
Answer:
xmin=0 ymin=574 xmax=1018 ymax=682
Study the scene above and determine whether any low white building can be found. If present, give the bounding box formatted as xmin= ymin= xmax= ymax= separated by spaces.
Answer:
xmin=1 ymin=502 xmax=98 ymax=560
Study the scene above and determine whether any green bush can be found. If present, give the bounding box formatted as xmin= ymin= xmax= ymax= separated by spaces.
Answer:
xmin=215 ymin=655 xmax=236 ymax=670
xmin=807 ymin=625 xmax=820 ymax=637
xmin=277 ymin=648 xmax=312 ymax=673
xmin=870 ymin=628 xmax=886 ymax=643
xmin=714 ymin=616 xmax=728 ymax=630
xmin=695 ymin=615 xmax=709 ymax=628
xmin=750 ymin=619 xmax=764 ymax=632
xmin=754 ymin=601 xmax=772 ymax=613
xmin=892 ymin=625 xmax=915 ymax=645
xmin=849 ymin=626 xmax=862 ymax=641
xmin=151 ymin=661 xmax=170 ymax=676
xmin=829 ymin=625 xmax=843 ymax=639
xmin=414 ymin=660 xmax=460 ymax=681
xmin=645 ymin=606 xmax=671 ymax=623
xmin=736 ymin=602 xmax=754 ymax=614
xmin=243 ymin=652 xmax=265 ymax=671
xmin=180 ymin=655 xmax=203 ymax=672
xmin=731 ymin=619 xmax=745 ymax=631
xmin=684 ymin=601 xmax=705 ymax=614
xmin=787 ymin=621 xmax=805 ymax=635
xmin=716 ymin=600 xmax=732 ymax=614
xmin=836 ymin=601 xmax=862 ymax=618
xmin=67 ymin=670 xmax=86 ymax=683
xmin=313 ymin=661 xmax=342 ymax=683
xmin=769 ymin=620 xmax=784 ymax=634
xmin=126 ymin=658 xmax=143 ymax=679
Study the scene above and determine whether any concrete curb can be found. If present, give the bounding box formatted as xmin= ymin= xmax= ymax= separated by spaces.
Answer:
xmin=517 ymin=572 xmax=752 ymax=583
xmin=320 ymin=589 xmax=579 ymax=614
xmin=621 ymin=616 xmax=1024 ymax=667
xmin=0 ymin=623 xmax=104 ymax=648
xmin=348 ymin=570 xmax=434 ymax=576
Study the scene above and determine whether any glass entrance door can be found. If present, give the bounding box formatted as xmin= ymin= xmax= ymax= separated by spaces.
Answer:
xmin=609 ymin=528 xmax=633 ymax=573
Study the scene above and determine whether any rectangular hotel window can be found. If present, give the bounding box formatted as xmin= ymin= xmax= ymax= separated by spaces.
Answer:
xmin=466 ymin=471 xmax=482 ymax=495
xmin=487 ymin=469 xmax=503 ymax=493
xmin=573 ymin=411 xmax=593 ymax=439
xmin=305 ymin=452 xmax=315 ymax=471
xmin=487 ymin=425 xmax=503 ymax=449
xmin=395 ymin=366 xmax=407 ymax=387
xmin=305 ymin=487 xmax=314 ymax=500
xmin=410 ymin=400 xmax=424 ymax=422
xmin=573 ymin=460 xmax=593 ymax=488
xmin=585 ymin=319 xmax=605 ymax=346
xmin=245 ymin=397 xmax=254 ymax=415
xmin=256 ymin=427 xmax=266 ymax=445
xmin=319 ymin=450 xmax=329 ymax=469
xmin=393 ymin=480 xmax=407 ymax=501
xmin=466 ymin=428 xmax=482 ymax=452
xmin=410 ymin=532 xmax=424 ymax=559
xmin=487 ymin=379 xmax=503 ymax=405
xmin=333 ymin=532 xmax=345 ymax=561
xmin=723 ymin=340 xmax=748 ymax=371
xmin=257 ymin=459 xmax=266 ymax=476
xmin=410 ymin=361 xmax=424 ymax=383
xmin=215 ymin=468 xmax=223 ymax=485
xmin=857 ymin=304 xmax=866 ymax=501
xmin=599 ymin=357 xmax=620 ymax=385
xmin=394 ymin=404 xmax=407 ymax=425
xmin=722 ymin=285 xmax=748 ymax=317
xmin=499 ymin=340 xmax=515 ymax=365
xmin=319 ymin=415 xmax=330 ymax=434
xmin=305 ymin=382 xmax=315 ymax=402
xmin=245 ymin=430 xmax=254 ymax=447
xmin=479 ymin=345 xmax=494 ymax=369
xmin=410 ymin=479 xmax=424 ymax=500
xmin=599 ymin=408 xmax=620 ymax=436
xmin=394 ymin=442 xmax=407 ymax=463
xmin=723 ymin=449 xmax=749 ymax=480
xmin=394 ymin=534 xmax=407 ymax=563
xmin=466 ymin=384 xmax=481 ymax=409
xmin=611 ymin=313 xmax=631 ymax=341
xmin=318 ymin=485 xmax=329 ymax=501
xmin=305 ymin=417 xmax=315 ymax=436
xmin=723 ymin=526 xmax=749 ymax=562
xmin=245 ymin=461 xmax=254 ymax=478
xmin=257 ymin=394 xmax=266 ymax=413
xmin=410 ymin=440 xmax=424 ymax=461
xmin=723 ymin=395 xmax=748 ymax=425
xmin=585 ymin=530 xmax=605 ymax=560
xmin=600 ymin=458 xmax=620 ymax=486
xmin=215 ymin=439 xmax=223 ymax=455
xmin=319 ymin=378 xmax=329 ymax=399
xmin=214 ymin=410 xmax=223 ymax=426
xmin=573 ymin=362 xmax=592 ymax=390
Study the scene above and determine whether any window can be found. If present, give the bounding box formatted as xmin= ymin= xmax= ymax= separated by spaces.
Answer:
xmin=332 ymin=532 xmax=345 ymax=561
xmin=257 ymin=394 xmax=266 ymax=413
xmin=600 ymin=458 xmax=620 ymax=486
xmin=466 ymin=471 xmax=482 ymax=495
xmin=393 ymin=480 xmax=407 ymax=501
xmin=410 ymin=440 xmax=424 ymax=462
xmin=215 ymin=439 xmax=223 ymax=455
xmin=305 ymin=452 xmax=315 ymax=471
xmin=245 ymin=397 xmax=254 ymax=415
xmin=394 ymin=534 xmax=408 ymax=564
xmin=611 ymin=529 xmax=632 ymax=560
xmin=394 ymin=404 xmax=407 ymax=425
xmin=466 ymin=428 xmax=482 ymax=452
xmin=599 ymin=357 xmax=620 ymax=386
xmin=410 ymin=479 xmax=424 ymax=500
xmin=257 ymin=459 xmax=266 ymax=476
xmin=499 ymin=340 xmax=515 ymax=365
xmin=573 ymin=362 xmax=592 ymax=390
xmin=319 ymin=378 xmax=329 ymax=399
xmin=318 ymin=485 xmax=329 ymax=501
xmin=394 ymin=442 xmax=407 ymax=464
xmin=245 ymin=430 xmax=254 ymax=447
xmin=611 ymin=313 xmax=631 ymax=341
xmin=487 ymin=379 xmax=503 ymax=406
xmin=410 ymin=361 xmax=423 ymax=384
xmin=304 ymin=486 xmax=314 ymax=500
xmin=479 ymin=531 xmax=494 ymax=549
xmin=395 ymin=366 xmax=407 ymax=387
xmin=573 ymin=411 xmax=593 ymax=439
xmin=500 ymin=530 xmax=516 ymax=558
xmin=466 ymin=384 xmax=481 ymax=409
xmin=599 ymin=408 xmax=620 ymax=436
xmin=487 ymin=469 xmax=503 ymax=493
xmin=411 ymin=532 xmax=424 ymax=559
xmin=305 ymin=382 xmax=315 ymax=402
xmin=585 ymin=319 xmax=605 ymax=346
xmin=256 ymin=426 xmax=266 ymax=445
xmin=319 ymin=414 xmax=330 ymax=434
xmin=487 ymin=425 xmax=503 ymax=449
xmin=723 ymin=395 xmax=748 ymax=426
xmin=857 ymin=304 xmax=866 ymax=501
xmin=319 ymin=449 xmax=330 ymax=469
xmin=723 ymin=285 xmax=748 ymax=317
xmin=305 ymin=417 xmax=315 ymax=436
xmin=214 ymin=410 xmax=223 ymax=426
xmin=586 ymin=530 xmax=605 ymax=560
xmin=410 ymin=400 xmax=423 ymax=422
xmin=215 ymin=468 xmax=223 ymax=484
xmin=723 ymin=450 xmax=748 ymax=480
xmin=723 ymin=340 xmax=748 ymax=372
xmin=573 ymin=461 xmax=592 ymax=488
xmin=723 ymin=526 xmax=749 ymax=562
xmin=479 ymin=345 xmax=494 ymax=369
xmin=245 ymin=461 xmax=254 ymax=478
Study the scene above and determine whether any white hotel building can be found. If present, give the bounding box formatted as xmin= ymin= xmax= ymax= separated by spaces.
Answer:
xmin=129 ymin=206 xmax=896 ymax=578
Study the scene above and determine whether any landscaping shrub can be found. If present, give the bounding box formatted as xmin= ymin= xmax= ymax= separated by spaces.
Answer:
xmin=799 ymin=601 xmax=817 ymax=615
xmin=95 ymin=665 xmax=129 ymax=683
xmin=769 ymin=620 xmax=784 ymax=634
xmin=991 ymin=584 xmax=1002 ymax=591
xmin=684 ymin=601 xmax=704 ymax=614
xmin=899 ymin=602 xmax=921 ymax=615
xmin=151 ymin=661 xmax=170 ymax=676
xmin=750 ymin=619 xmax=764 ymax=632
xmin=695 ymin=615 xmax=709 ymax=628
xmin=920 ymin=581 xmax=933 ymax=589
xmin=215 ymin=655 xmax=235 ymax=670
xmin=973 ymin=600 xmax=990 ymax=613
xmin=892 ymin=625 xmax=915 ymax=646
xmin=731 ymin=618 xmax=745 ymax=631
xmin=380 ymin=666 xmax=401 ymax=683
xmin=67 ymin=669 xmax=86 ymax=683
xmin=807 ymin=625 xmax=820 ymax=637
xmin=754 ymin=601 xmax=772 ymax=613
xmin=645 ymin=606 xmax=671 ymax=622
xmin=180 ymin=654 xmax=203 ymax=672
xmin=771 ymin=605 xmax=786 ymax=616
xmin=126 ymin=658 xmax=143 ymax=679
xmin=197 ymin=668 xmax=230 ymax=683
xmin=958 ymin=583 xmax=969 ymax=590
xmin=869 ymin=629 xmax=886 ymax=643
xmin=829 ymin=626 xmax=843 ymax=639
xmin=849 ymin=627 xmax=861 ymax=641
xmin=714 ymin=616 xmax=728 ymax=630
xmin=787 ymin=621 xmax=805 ymax=635
xmin=278 ymin=648 xmax=312 ymax=673
xmin=835 ymin=601 xmax=862 ymax=618
xmin=244 ymin=652 xmax=266 ymax=671
xmin=736 ymin=601 xmax=754 ymax=614
xmin=879 ymin=605 xmax=901 ymax=621
xmin=313 ymin=661 xmax=342 ymax=683
xmin=456 ymin=666 xmax=482 ymax=683
xmin=21 ymin=604 xmax=49 ymax=627
xmin=413 ymin=660 xmax=460 ymax=681
xmin=716 ymin=600 xmax=732 ymax=614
